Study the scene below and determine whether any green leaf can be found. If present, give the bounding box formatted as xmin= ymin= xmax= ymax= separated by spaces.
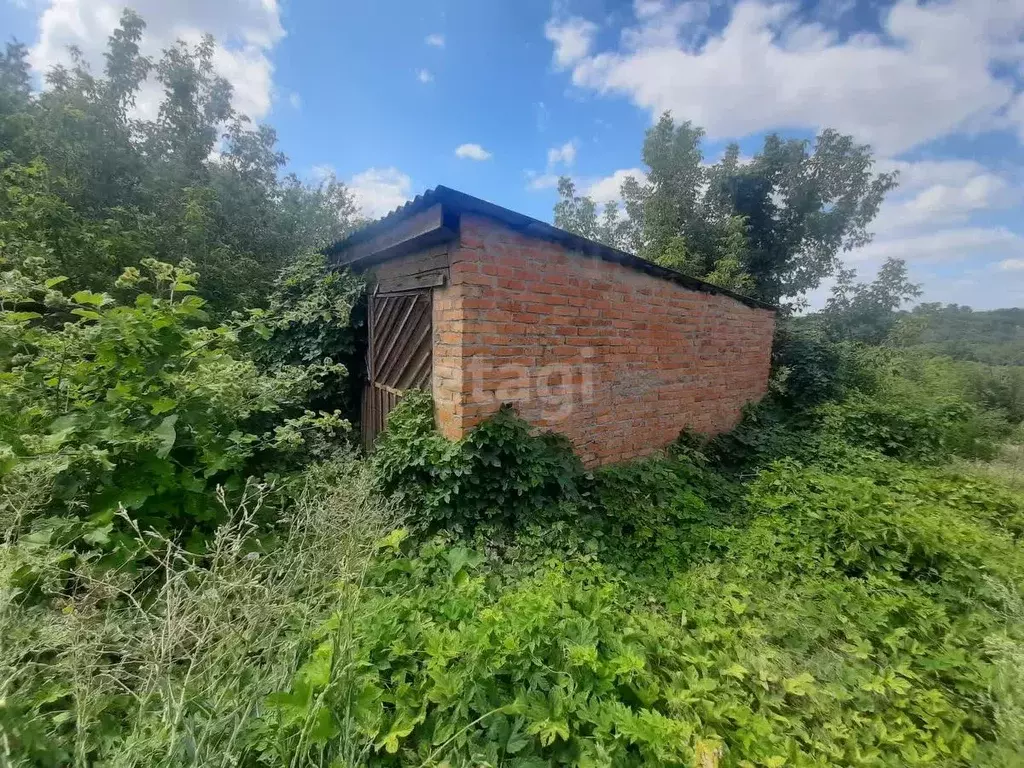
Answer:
xmin=154 ymin=415 xmax=178 ymax=458
xmin=506 ymin=724 xmax=529 ymax=755
xmin=4 ymin=311 xmax=41 ymax=322
xmin=722 ymin=663 xmax=749 ymax=680
xmin=45 ymin=276 xmax=69 ymax=288
xmin=446 ymin=546 xmax=484 ymax=576
xmin=782 ymin=672 xmax=817 ymax=697
xmin=306 ymin=708 xmax=339 ymax=745
xmin=82 ymin=523 xmax=113 ymax=546
xmin=375 ymin=528 xmax=409 ymax=552
xmin=72 ymin=290 xmax=108 ymax=306
xmin=378 ymin=721 xmax=416 ymax=754
xmin=150 ymin=397 xmax=177 ymax=415
xmin=526 ymin=718 xmax=570 ymax=747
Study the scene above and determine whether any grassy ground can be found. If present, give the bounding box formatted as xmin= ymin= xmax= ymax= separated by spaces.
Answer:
xmin=955 ymin=438 xmax=1024 ymax=491
xmin=6 ymin=440 xmax=1023 ymax=766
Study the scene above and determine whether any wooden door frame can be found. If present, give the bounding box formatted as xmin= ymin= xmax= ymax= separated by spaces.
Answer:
xmin=362 ymin=286 xmax=433 ymax=450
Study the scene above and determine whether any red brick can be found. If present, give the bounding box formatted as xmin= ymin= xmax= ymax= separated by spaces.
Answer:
xmin=430 ymin=215 xmax=774 ymax=466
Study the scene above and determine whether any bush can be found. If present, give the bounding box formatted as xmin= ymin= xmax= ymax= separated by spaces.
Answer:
xmin=372 ymin=391 xmax=589 ymax=530
xmin=968 ymin=363 xmax=1024 ymax=424
xmin=817 ymin=392 xmax=1006 ymax=462
xmin=772 ymin=321 xmax=846 ymax=406
xmin=742 ymin=458 xmax=1024 ymax=589
xmin=264 ymin=456 xmax=1024 ymax=765
xmin=248 ymin=250 xmax=367 ymax=419
xmin=0 ymin=258 xmax=347 ymax=541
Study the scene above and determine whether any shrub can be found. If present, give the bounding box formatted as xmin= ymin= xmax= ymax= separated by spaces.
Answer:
xmin=372 ymin=391 xmax=588 ymax=530
xmin=742 ymin=459 xmax=1024 ymax=590
xmin=266 ymin=548 xmax=714 ymax=766
xmin=967 ymin=363 xmax=1024 ymax=424
xmin=583 ymin=453 xmax=743 ymax=574
xmin=772 ymin=321 xmax=845 ymax=406
xmin=0 ymin=258 xmax=347 ymax=540
xmin=267 ymin=453 xmax=1024 ymax=766
xmin=816 ymin=392 xmax=1003 ymax=462
xmin=248 ymin=250 xmax=367 ymax=419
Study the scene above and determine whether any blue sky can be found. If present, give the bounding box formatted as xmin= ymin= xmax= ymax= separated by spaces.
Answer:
xmin=3 ymin=0 xmax=1024 ymax=309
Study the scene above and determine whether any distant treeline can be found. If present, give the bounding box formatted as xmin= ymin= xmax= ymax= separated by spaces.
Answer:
xmin=906 ymin=304 xmax=1024 ymax=366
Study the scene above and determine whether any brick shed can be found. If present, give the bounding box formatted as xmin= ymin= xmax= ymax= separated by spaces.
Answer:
xmin=326 ymin=186 xmax=776 ymax=466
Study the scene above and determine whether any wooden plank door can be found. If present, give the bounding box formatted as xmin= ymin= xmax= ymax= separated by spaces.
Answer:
xmin=362 ymin=289 xmax=433 ymax=450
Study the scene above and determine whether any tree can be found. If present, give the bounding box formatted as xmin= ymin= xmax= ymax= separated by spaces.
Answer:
xmin=0 ymin=10 xmax=359 ymax=314
xmin=0 ymin=41 xmax=31 ymax=142
xmin=822 ymin=257 xmax=922 ymax=344
xmin=553 ymin=177 xmax=600 ymax=242
xmin=552 ymin=177 xmax=630 ymax=250
xmin=554 ymin=113 xmax=898 ymax=308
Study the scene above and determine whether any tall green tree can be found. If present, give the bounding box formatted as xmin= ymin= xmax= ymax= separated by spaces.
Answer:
xmin=0 ymin=10 xmax=358 ymax=314
xmin=554 ymin=113 xmax=898 ymax=307
xmin=821 ymin=257 xmax=922 ymax=344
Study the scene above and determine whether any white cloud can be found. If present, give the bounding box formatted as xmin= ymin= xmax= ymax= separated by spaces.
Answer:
xmin=288 ymin=91 xmax=301 ymax=110
xmin=871 ymin=158 xmax=1019 ymax=237
xmin=802 ymin=229 xmax=1024 ymax=311
xmin=526 ymin=172 xmax=560 ymax=191
xmin=28 ymin=0 xmax=285 ymax=120
xmin=425 ymin=33 xmax=445 ymax=48
xmin=851 ymin=227 xmax=1024 ymax=265
xmin=348 ymin=167 xmax=412 ymax=219
xmin=416 ymin=68 xmax=433 ymax=83
xmin=526 ymin=140 xmax=580 ymax=192
xmin=633 ymin=0 xmax=668 ymax=20
xmin=547 ymin=140 xmax=577 ymax=166
xmin=585 ymin=167 xmax=648 ymax=203
xmin=455 ymin=143 xmax=492 ymax=161
xmin=881 ymin=158 xmax=1000 ymax=192
xmin=544 ymin=16 xmax=598 ymax=69
xmin=308 ymin=164 xmax=335 ymax=184
xmin=554 ymin=0 xmax=1024 ymax=154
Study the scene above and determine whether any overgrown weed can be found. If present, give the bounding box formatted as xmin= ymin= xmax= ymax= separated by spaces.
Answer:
xmin=0 ymin=456 xmax=397 ymax=767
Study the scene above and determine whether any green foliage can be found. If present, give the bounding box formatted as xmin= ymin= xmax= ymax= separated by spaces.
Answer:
xmin=583 ymin=451 xmax=741 ymax=574
xmin=3 ymin=12 xmax=1024 ymax=768
xmin=0 ymin=258 xmax=347 ymax=538
xmin=552 ymin=176 xmax=629 ymax=250
xmin=821 ymin=257 xmax=922 ymax=344
xmin=373 ymin=391 xmax=588 ymax=530
xmin=0 ymin=11 xmax=358 ymax=315
xmin=1 ymin=458 xmax=396 ymax=767
xmin=771 ymin=320 xmax=893 ymax=409
xmin=907 ymin=304 xmax=1024 ymax=365
xmin=772 ymin=321 xmax=850 ymax=406
xmin=249 ymin=250 xmax=367 ymax=416
xmin=968 ymin=363 xmax=1024 ymax=423
xmin=263 ymin=454 xmax=1024 ymax=766
xmin=554 ymin=113 xmax=897 ymax=306
xmin=5 ymin=338 xmax=1024 ymax=765
xmin=816 ymin=394 xmax=977 ymax=462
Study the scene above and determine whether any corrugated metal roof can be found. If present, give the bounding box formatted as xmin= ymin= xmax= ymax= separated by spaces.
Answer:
xmin=325 ymin=185 xmax=775 ymax=312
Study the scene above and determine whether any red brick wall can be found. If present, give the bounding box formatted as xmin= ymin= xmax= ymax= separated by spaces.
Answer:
xmin=432 ymin=214 xmax=775 ymax=466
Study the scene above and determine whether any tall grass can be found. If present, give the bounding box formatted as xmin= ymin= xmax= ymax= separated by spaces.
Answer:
xmin=0 ymin=457 xmax=398 ymax=767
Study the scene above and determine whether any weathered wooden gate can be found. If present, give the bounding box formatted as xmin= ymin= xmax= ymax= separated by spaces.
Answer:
xmin=362 ymin=288 xmax=433 ymax=449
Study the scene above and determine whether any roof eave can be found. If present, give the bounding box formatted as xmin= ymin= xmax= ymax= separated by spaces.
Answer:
xmin=325 ymin=185 xmax=777 ymax=312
